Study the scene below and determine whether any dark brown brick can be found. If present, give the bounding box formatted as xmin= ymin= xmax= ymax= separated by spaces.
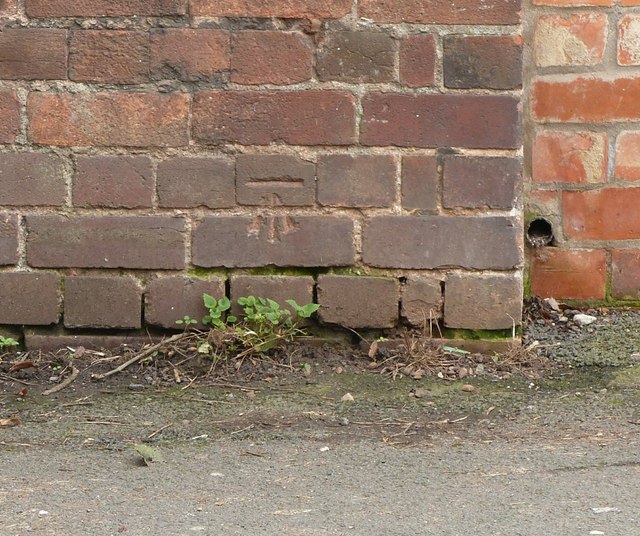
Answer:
xmin=444 ymin=35 xmax=523 ymax=90
xmin=26 ymin=0 xmax=187 ymax=16
xmin=401 ymin=277 xmax=442 ymax=327
xmin=74 ymin=156 xmax=153 ymax=208
xmin=0 ymin=272 xmax=60 ymax=325
xmin=230 ymin=276 xmax=314 ymax=317
xmin=400 ymin=34 xmax=437 ymax=88
xmin=157 ymin=157 xmax=235 ymax=209
xmin=236 ymin=154 xmax=315 ymax=206
xmin=231 ymin=31 xmax=313 ymax=85
xmin=193 ymin=216 xmax=355 ymax=268
xmin=317 ymin=275 xmax=399 ymax=329
xmin=28 ymin=93 xmax=189 ymax=148
xmin=0 ymin=213 xmax=19 ymax=266
xmin=317 ymin=31 xmax=395 ymax=83
xmin=0 ymin=90 xmax=20 ymax=143
xmin=0 ymin=29 xmax=67 ymax=80
xmin=70 ymin=31 xmax=149 ymax=84
xmin=402 ymin=155 xmax=438 ymax=212
xmin=151 ymin=29 xmax=229 ymax=82
xmin=190 ymin=0 xmax=351 ymax=18
xmin=444 ymin=273 xmax=523 ymax=330
xmin=362 ymin=216 xmax=521 ymax=269
xmin=25 ymin=331 xmax=163 ymax=352
xmin=442 ymin=156 xmax=521 ymax=209
xmin=0 ymin=153 xmax=65 ymax=206
xmin=193 ymin=91 xmax=356 ymax=146
xmin=26 ymin=216 xmax=186 ymax=269
xmin=64 ymin=276 xmax=142 ymax=329
xmin=317 ymin=154 xmax=396 ymax=208
xmin=145 ymin=276 xmax=226 ymax=329
xmin=361 ymin=94 xmax=521 ymax=149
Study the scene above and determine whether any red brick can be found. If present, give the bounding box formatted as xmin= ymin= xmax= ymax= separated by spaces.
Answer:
xmin=146 ymin=276 xmax=226 ymax=329
xmin=317 ymin=275 xmax=399 ymax=329
xmin=192 ymin=216 xmax=355 ymax=268
xmin=317 ymin=31 xmax=395 ymax=83
xmin=563 ymin=189 xmax=640 ymax=240
xmin=400 ymin=34 xmax=437 ymax=88
xmin=401 ymin=277 xmax=442 ymax=327
xmin=24 ymin=331 xmax=162 ymax=353
xmin=151 ymin=29 xmax=229 ymax=82
xmin=231 ymin=31 xmax=313 ymax=85
xmin=0 ymin=153 xmax=65 ymax=206
xmin=0 ymin=0 xmax=18 ymax=16
xmin=363 ymin=216 xmax=520 ymax=269
xmin=64 ymin=276 xmax=142 ymax=329
xmin=26 ymin=215 xmax=186 ymax=269
xmin=361 ymin=94 xmax=520 ymax=149
xmin=618 ymin=15 xmax=640 ymax=66
xmin=615 ymin=131 xmax=640 ymax=180
xmin=317 ymin=154 xmax=396 ymax=208
xmin=527 ymin=189 xmax=559 ymax=217
xmin=230 ymin=276 xmax=314 ymax=317
xmin=73 ymin=156 xmax=153 ymax=208
xmin=444 ymin=35 xmax=523 ymax=89
xmin=190 ymin=0 xmax=352 ymax=18
xmin=401 ymin=156 xmax=438 ymax=212
xmin=0 ymin=29 xmax=67 ymax=80
xmin=0 ymin=213 xmax=19 ymax=266
xmin=157 ymin=157 xmax=235 ymax=209
xmin=70 ymin=31 xmax=149 ymax=84
xmin=531 ymin=249 xmax=606 ymax=300
xmin=26 ymin=0 xmax=187 ymax=16
xmin=28 ymin=93 xmax=189 ymax=147
xmin=442 ymin=156 xmax=521 ymax=210
xmin=0 ymin=90 xmax=20 ymax=143
xmin=444 ymin=273 xmax=523 ymax=330
xmin=533 ymin=131 xmax=608 ymax=184
xmin=359 ymin=0 xmax=521 ymax=24
xmin=236 ymin=154 xmax=315 ymax=206
xmin=612 ymin=250 xmax=640 ymax=300
xmin=534 ymin=0 xmax=611 ymax=4
xmin=533 ymin=76 xmax=640 ymax=122
xmin=0 ymin=272 xmax=60 ymax=325
xmin=193 ymin=91 xmax=356 ymax=146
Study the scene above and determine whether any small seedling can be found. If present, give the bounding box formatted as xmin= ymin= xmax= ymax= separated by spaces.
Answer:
xmin=203 ymin=294 xmax=237 ymax=329
xmin=175 ymin=315 xmax=197 ymax=327
xmin=0 ymin=336 xmax=18 ymax=351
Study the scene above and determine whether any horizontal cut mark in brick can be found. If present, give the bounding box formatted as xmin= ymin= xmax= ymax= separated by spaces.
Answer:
xmin=26 ymin=0 xmax=187 ymax=16
xmin=0 ymin=153 xmax=66 ymax=207
xmin=0 ymin=213 xmax=19 ymax=266
xmin=0 ymin=272 xmax=60 ymax=325
xmin=190 ymin=0 xmax=352 ymax=18
xmin=0 ymin=29 xmax=67 ymax=80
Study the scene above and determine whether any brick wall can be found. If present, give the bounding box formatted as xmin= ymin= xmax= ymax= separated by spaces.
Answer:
xmin=0 ymin=1 xmax=524 ymax=348
xmin=528 ymin=0 xmax=640 ymax=302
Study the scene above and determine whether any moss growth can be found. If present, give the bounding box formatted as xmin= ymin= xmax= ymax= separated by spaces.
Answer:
xmin=186 ymin=267 xmax=230 ymax=279
xmin=441 ymin=327 xmax=519 ymax=341
xmin=608 ymin=366 xmax=640 ymax=390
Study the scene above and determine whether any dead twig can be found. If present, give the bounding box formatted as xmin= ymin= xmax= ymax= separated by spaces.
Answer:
xmin=0 ymin=373 xmax=35 ymax=386
xmin=42 ymin=366 xmax=79 ymax=396
xmin=147 ymin=423 xmax=173 ymax=439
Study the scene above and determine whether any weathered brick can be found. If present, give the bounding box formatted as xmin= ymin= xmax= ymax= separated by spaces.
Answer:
xmin=401 ymin=156 xmax=438 ymax=212
xmin=401 ymin=277 xmax=442 ymax=327
xmin=317 ymin=275 xmax=399 ymax=329
xmin=64 ymin=276 xmax=141 ymax=329
xmin=193 ymin=91 xmax=356 ymax=146
xmin=0 ymin=0 xmax=18 ymax=16
xmin=527 ymin=189 xmax=559 ymax=217
xmin=533 ymin=76 xmax=640 ymax=122
xmin=444 ymin=35 xmax=522 ymax=90
xmin=317 ymin=31 xmax=395 ymax=83
xmin=363 ymin=216 xmax=520 ymax=269
xmin=399 ymin=34 xmax=436 ymax=88
xmin=618 ymin=14 xmax=640 ymax=65
xmin=444 ymin=273 xmax=523 ymax=330
xmin=533 ymin=0 xmax=611 ymax=4
xmin=145 ymin=276 xmax=226 ymax=329
xmin=361 ymin=94 xmax=520 ymax=149
xmin=0 ymin=153 xmax=66 ymax=206
xmin=317 ymin=154 xmax=396 ymax=208
xmin=612 ymin=250 xmax=640 ymax=300
xmin=533 ymin=131 xmax=607 ymax=183
xmin=74 ymin=156 xmax=153 ymax=208
xmin=70 ymin=31 xmax=149 ymax=84
xmin=535 ymin=14 xmax=607 ymax=67
xmin=151 ymin=29 xmax=229 ymax=82
xmin=563 ymin=189 xmax=640 ymax=240
xmin=359 ymin=0 xmax=521 ymax=25
xmin=442 ymin=156 xmax=521 ymax=210
xmin=26 ymin=0 xmax=187 ymax=16
xmin=157 ymin=157 xmax=235 ymax=209
xmin=0 ymin=90 xmax=20 ymax=143
xmin=231 ymin=31 xmax=313 ymax=85
xmin=236 ymin=154 xmax=315 ymax=206
xmin=0 ymin=29 xmax=67 ymax=80
xmin=190 ymin=0 xmax=352 ymax=18
xmin=531 ymin=249 xmax=606 ymax=300
xmin=192 ymin=216 xmax=355 ymax=268
xmin=230 ymin=276 xmax=314 ymax=317
xmin=28 ymin=93 xmax=189 ymax=147
xmin=615 ymin=131 xmax=640 ymax=181
xmin=26 ymin=216 xmax=186 ymax=269
xmin=25 ymin=331 xmax=162 ymax=353
xmin=0 ymin=213 xmax=18 ymax=266
xmin=0 ymin=272 xmax=60 ymax=325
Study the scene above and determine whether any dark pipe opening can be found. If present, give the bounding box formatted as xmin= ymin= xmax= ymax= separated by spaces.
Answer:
xmin=527 ymin=218 xmax=554 ymax=248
